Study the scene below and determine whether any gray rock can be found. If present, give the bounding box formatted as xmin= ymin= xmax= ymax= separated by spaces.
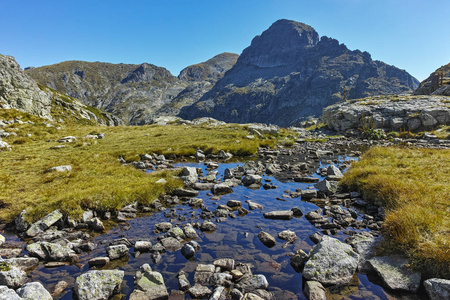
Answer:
xmin=16 ymin=282 xmax=52 ymax=300
xmin=130 ymin=266 xmax=168 ymax=300
xmin=106 ymin=244 xmax=129 ymax=260
xmin=87 ymin=217 xmax=105 ymax=232
xmin=26 ymin=242 xmax=77 ymax=262
xmin=1 ymin=257 xmax=39 ymax=270
xmin=314 ymin=179 xmax=337 ymax=194
xmin=246 ymin=200 xmax=263 ymax=210
xmin=368 ymin=256 xmax=421 ymax=292
xmin=301 ymin=189 xmax=317 ymax=199
xmin=178 ymin=273 xmax=191 ymax=291
xmin=258 ymin=231 xmax=276 ymax=248
xmin=167 ymin=226 xmax=185 ymax=239
xmin=304 ymin=281 xmax=326 ymax=300
xmin=242 ymin=175 xmax=262 ymax=186
xmin=278 ymin=230 xmax=297 ymax=242
xmin=181 ymin=244 xmax=196 ymax=259
xmin=173 ymin=188 xmax=199 ymax=197
xmin=155 ymin=222 xmax=173 ymax=232
xmin=263 ymin=210 xmax=293 ymax=220
xmin=47 ymin=165 xmax=72 ymax=172
xmin=214 ymin=258 xmax=235 ymax=271
xmin=0 ymin=268 xmax=27 ymax=289
xmin=74 ymin=270 xmax=124 ymax=300
xmin=0 ymin=285 xmax=21 ymax=300
xmin=15 ymin=210 xmax=30 ymax=232
xmin=179 ymin=167 xmax=198 ymax=184
xmin=183 ymin=223 xmax=199 ymax=239
xmin=424 ymin=278 xmax=450 ymax=300
xmin=200 ymin=221 xmax=217 ymax=232
xmin=227 ymin=200 xmax=242 ymax=208
xmin=223 ymin=168 xmax=233 ymax=180
xmin=192 ymin=182 xmax=214 ymax=190
xmin=88 ymin=257 xmax=110 ymax=267
xmin=326 ymin=165 xmax=343 ymax=178
xmin=26 ymin=209 xmax=63 ymax=237
xmin=195 ymin=150 xmax=206 ymax=160
xmin=160 ymin=237 xmax=182 ymax=252
xmin=303 ymin=236 xmax=359 ymax=285
xmin=188 ymin=284 xmax=212 ymax=298
xmin=346 ymin=232 xmax=379 ymax=271
xmin=236 ymin=274 xmax=269 ymax=293
xmin=211 ymin=183 xmax=233 ymax=195
xmin=290 ymin=249 xmax=309 ymax=271
xmin=210 ymin=286 xmax=226 ymax=300
xmin=135 ymin=241 xmax=152 ymax=252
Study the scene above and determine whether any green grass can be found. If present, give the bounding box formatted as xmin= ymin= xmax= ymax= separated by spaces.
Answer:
xmin=0 ymin=109 xmax=294 ymax=223
xmin=341 ymin=146 xmax=450 ymax=278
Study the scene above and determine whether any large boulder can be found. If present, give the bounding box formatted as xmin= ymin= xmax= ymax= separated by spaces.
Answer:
xmin=74 ymin=270 xmax=124 ymax=300
xmin=303 ymin=236 xmax=359 ymax=285
xmin=368 ymin=256 xmax=421 ymax=293
xmin=0 ymin=268 xmax=27 ymax=289
xmin=26 ymin=242 xmax=77 ymax=262
xmin=0 ymin=285 xmax=21 ymax=300
xmin=424 ymin=278 xmax=450 ymax=300
xmin=16 ymin=282 xmax=52 ymax=300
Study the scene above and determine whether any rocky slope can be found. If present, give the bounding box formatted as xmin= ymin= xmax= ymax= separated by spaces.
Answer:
xmin=414 ymin=63 xmax=450 ymax=96
xmin=0 ymin=54 xmax=52 ymax=119
xmin=26 ymin=53 xmax=238 ymax=125
xmin=0 ymin=54 xmax=122 ymax=126
xmin=179 ymin=19 xmax=419 ymax=126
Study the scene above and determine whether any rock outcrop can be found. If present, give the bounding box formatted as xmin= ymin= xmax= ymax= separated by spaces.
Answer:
xmin=179 ymin=19 xmax=419 ymax=126
xmin=321 ymin=95 xmax=450 ymax=132
xmin=0 ymin=54 xmax=52 ymax=119
xmin=27 ymin=53 xmax=238 ymax=125
xmin=415 ymin=62 xmax=450 ymax=96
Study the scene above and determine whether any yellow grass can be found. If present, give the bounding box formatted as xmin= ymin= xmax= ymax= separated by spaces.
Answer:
xmin=341 ymin=146 xmax=450 ymax=278
xmin=0 ymin=109 xmax=294 ymax=223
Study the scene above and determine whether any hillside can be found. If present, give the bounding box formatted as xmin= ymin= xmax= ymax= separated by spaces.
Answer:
xmin=179 ymin=19 xmax=419 ymax=126
xmin=414 ymin=62 xmax=450 ymax=96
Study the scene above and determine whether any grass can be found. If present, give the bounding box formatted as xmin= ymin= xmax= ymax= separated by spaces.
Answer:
xmin=0 ymin=109 xmax=294 ymax=223
xmin=341 ymin=146 xmax=450 ymax=278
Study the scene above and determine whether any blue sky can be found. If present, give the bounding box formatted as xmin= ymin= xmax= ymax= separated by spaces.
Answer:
xmin=1 ymin=0 xmax=449 ymax=81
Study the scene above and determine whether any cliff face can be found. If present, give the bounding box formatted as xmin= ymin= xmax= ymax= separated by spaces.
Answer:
xmin=27 ymin=53 xmax=238 ymax=125
xmin=0 ymin=54 xmax=52 ymax=119
xmin=179 ymin=19 xmax=419 ymax=126
xmin=414 ymin=63 xmax=450 ymax=96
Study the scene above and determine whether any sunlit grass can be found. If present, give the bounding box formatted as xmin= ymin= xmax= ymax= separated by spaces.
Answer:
xmin=341 ymin=146 xmax=450 ymax=278
xmin=0 ymin=109 xmax=294 ymax=223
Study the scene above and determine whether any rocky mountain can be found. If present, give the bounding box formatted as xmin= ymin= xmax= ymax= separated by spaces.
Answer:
xmin=179 ymin=19 xmax=420 ymax=127
xmin=0 ymin=54 xmax=121 ymax=126
xmin=414 ymin=63 xmax=450 ymax=96
xmin=26 ymin=53 xmax=238 ymax=125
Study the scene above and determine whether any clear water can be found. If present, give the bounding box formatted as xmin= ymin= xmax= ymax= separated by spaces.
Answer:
xmin=4 ymin=158 xmax=423 ymax=299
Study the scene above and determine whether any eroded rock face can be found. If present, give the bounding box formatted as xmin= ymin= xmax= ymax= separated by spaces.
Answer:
xmin=0 ymin=54 xmax=52 ymax=119
xmin=74 ymin=270 xmax=124 ymax=300
xmin=321 ymin=95 xmax=450 ymax=132
xmin=180 ymin=19 xmax=418 ymax=126
xmin=415 ymin=62 xmax=450 ymax=96
xmin=303 ymin=236 xmax=359 ymax=285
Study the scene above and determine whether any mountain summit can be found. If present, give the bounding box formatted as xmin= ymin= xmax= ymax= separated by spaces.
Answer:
xmin=180 ymin=19 xmax=419 ymax=126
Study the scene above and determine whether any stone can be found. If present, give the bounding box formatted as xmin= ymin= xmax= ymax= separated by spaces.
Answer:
xmin=210 ymin=286 xmax=226 ymax=300
xmin=178 ymin=273 xmax=191 ymax=291
xmin=301 ymin=189 xmax=317 ymax=199
xmin=263 ymin=210 xmax=293 ymax=220
xmin=326 ymin=165 xmax=343 ymax=178
xmin=211 ymin=183 xmax=233 ymax=195
xmin=160 ymin=237 xmax=182 ymax=252
xmin=183 ymin=223 xmax=199 ymax=239
xmin=424 ymin=278 xmax=450 ymax=300
xmin=173 ymin=188 xmax=199 ymax=197
xmin=227 ymin=200 xmax=242 ymax=207
xmin=246 ymin=200 xmax=263 ymax=210
xmin=290 ymin=249 xmax=309 ymax=271
xmin=26 ymin=242 xmax=77 ymax=262
xmin=235 ymin=274 xmax=269 ymax=293
xmin=179 ymin=167 xmax=198 ymax=184
xmin=200 ymin=220 xmax=217 ymax=232
xmin=258 ymin=231 xmax=276 ymax=248
xmin=0 ymin=285 xmax=21 ymax=300
xmin=50 ymin=280 xmax=68 ymax=298
xmin=242 ymin=175 xmax=262 ymax=186
xmin=47 ymin=165 xmax=72 ymax=172
xmin=87 ymin=217 xmax=105 ymax=232
xmin=130 ymin=266 xmax=168 ymax=300
xmin=214 ymin=258 xmax=235 ymax=271
xmin=188 ymin=284 xmax=212 ymax=298
xmin=74 ymin=270 xmax=124 ymax=300
xmin=155 ymin=222 xmax=173 ymax=232
xmin=0 ymin=268 xmax=27 ymax=289
xmin=88 ymin=257 xmax=110 ymax=267
xmin=278 ymin=230 xmax=297 ymax=242
xmin=195 ymin=150 xmax=206 ymax=160
xmin=1 ymin=257 xmax=39 ymax=270
xmin=135 ymin=241 xmax=152 ymax=252
xmin=181 ymin=244 xmax=196 ymax=259
xmin=15 ymin=210 xmax=30 ymax=232
xmin=304 ymin=281 xmax=326 ymax=300
xmin=303 ymin=236 xmax=359 ymax=285
xmin=314 ymin=179 xmax=338 ymax=194
xmin=368 ymin=256 xmax=421 ymax=292
xmin=346 ymin=232 xmax=379 ymax=271
xmin=16 ymin=282 xmax=52 ymax=300
xmin=167 ymin=226 xmax=185 ymax=239
xmin=223 ymin=168 xmax=233 ymax=180
xmin=106 ymin=244 xmax=129 ymax=260
xmin=26 ymin=209 xmax=63 ymax=237
xmin=294 ymin=177 xmax=319 ymax=183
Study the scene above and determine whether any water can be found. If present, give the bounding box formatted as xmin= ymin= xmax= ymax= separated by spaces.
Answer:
xmin=4 ymin=157 xmax=422 ymax=299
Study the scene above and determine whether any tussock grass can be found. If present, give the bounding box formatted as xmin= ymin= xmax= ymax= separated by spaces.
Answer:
xmin=0 ymin=109 xmax=293 ymax=223
xmin=341 ymin=146 xmax=450 ymax=278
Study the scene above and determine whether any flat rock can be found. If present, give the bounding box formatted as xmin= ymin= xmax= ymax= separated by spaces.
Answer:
xmin=26 ymin=209 xmax=63 ymax=237
xmin=74 ymin=270 xmax=124 ymax=300
xmin=211 ymin=183 xmax=233 ymax=195
xmin=188 ymin=284 xmax=212 ymax=298
xmin=303 ymin=236 xmax=359 ymax=285
xmin=263 ymin=210 xmax=293 ymax=220
xmin=160 ymin=237 xmax=182 ymax=252
xmin=368 ymin=256 xmax=421 ymax=292
xmin=235 ymin=274 xmax=269 ymax=293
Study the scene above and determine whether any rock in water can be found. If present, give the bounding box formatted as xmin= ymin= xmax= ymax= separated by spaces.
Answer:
xmin=368 ymin=256 xmax=421 ymax=293
xmin=258 ymin=231 xmax=276 ymax=248
xmin=130 ymin=264 xmax=169 ymax=300
xmin=74 ymin=270 xmax=124 ymax=300
xmin=16 ymin=282 xmax=52 ymax=300
xmin=303 ymin=236 xmax=359 ymax=285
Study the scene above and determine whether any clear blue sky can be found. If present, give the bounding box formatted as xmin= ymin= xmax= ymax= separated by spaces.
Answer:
xmin=1 ymin=0 xmax=449 ymax=81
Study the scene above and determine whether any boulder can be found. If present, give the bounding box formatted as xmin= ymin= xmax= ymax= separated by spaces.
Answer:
xmin=130 ymin=264 xmax=168 ymax=300
xmin=424 ymin=278 xmax=450 ymax=300
xmin=1 ymin=257 xmax=39 ymax=270
xmin=346 ymin=232 xmax=379 ymax=271
xmin=74 ymin=270 xmax=124 ymax=300
xmin=183 ymin=223 xmax=199 ymax=239
xmin=0 ymin=268 xmax=27 ymax=289
xmin=135 ymin=241 xmax=152 ymax=252
xmin=246 ymin=200 xmax=263 ymax=210
xmin=155 ymin=222 xmax=173 ymax=232
xmin=242 ymin=175 xmax=262 ymax=186
xmin=26 ymin=242 xmax=77 ymax=262
xmin=106 ymin=244 xmax=129 ymax=260
xmin=173 ymin=188 xmax=199 ymax=197
xmin=0 ymin=285 xmax=21 ymax=300
xmin=258 ymin=231 xmax=276 ymax=248
xmin=290 ymin=249 xmax=309 ymax=271
xmin=211 ymin=183 xmax=233 ymax=195
xmin=368 ymin=256 xmax=421 ymax=292
xmin=160 ymin=237 xmax=182 ymax=252
xmin=214 ymin=258 xmax=235 ymax=271
xmin=235 ymin=274 xmax=269 ymax=293
xmin=179 ymin=167 xmax=198 ymax=184
xmin=227 ymin=200 xmax=242 ymax=208
xmin=16 ymin=282 xmax=52 ymax=300
xmin=210 ymin=286 xmax=226 ymax=300
xmin=304 ymin=281 xmax=326 ymax=300
xmin=263 ymin=210 xmax=293 ymax=220
xmin=188 ymin=284 xmax=212 ymax=298
xmin=303 ymin=236 xmax=359 ymax=285
xmin=26 ymin=209 xmax=63 ymax=237
xmin=200 ymin=221 xmax=217 ymax=232
xmin=314 ymin=179 xmax=338 ymax=194
xmin=278 ymin=230 xmax=297 ymax=242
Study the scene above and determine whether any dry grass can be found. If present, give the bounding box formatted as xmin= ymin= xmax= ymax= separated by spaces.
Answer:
xmin=341 ymin=146 xmax=450 ymax=278
xmin=0 ymin=109 xmax=294 ymax=223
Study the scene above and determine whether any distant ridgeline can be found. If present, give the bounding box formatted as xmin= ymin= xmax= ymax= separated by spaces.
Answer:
xmin=26 ymin=19 xmax=419 ymax=126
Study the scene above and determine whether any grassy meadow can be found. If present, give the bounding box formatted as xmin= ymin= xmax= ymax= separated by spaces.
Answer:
xmin=341 ymin=146 xmax=450 ymax=278
xmin=0 ymin=109 xmax=295 ymax=223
